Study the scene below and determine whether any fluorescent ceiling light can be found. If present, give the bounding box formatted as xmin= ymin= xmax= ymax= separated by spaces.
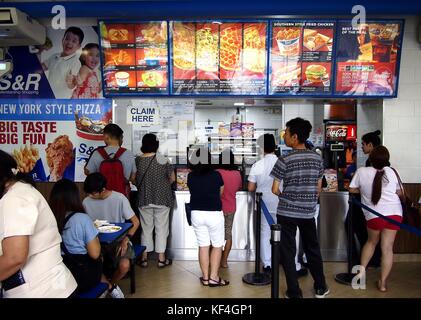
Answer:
xmin=234 ymin=102 xmax=244 ymax=106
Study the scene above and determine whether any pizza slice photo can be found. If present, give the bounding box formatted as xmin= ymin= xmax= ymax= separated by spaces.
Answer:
xmin=172 ymin=23 xmax=196 ymax=71
xmin=220 ymin=26 xmax=242 ymax=72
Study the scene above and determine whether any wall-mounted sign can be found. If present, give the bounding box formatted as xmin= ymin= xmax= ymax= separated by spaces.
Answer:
xmin=269 ymin=20 xmax=336 ymax=95
xmin=100 ymin=21 xmax=169 ymax=95
xmin=171 ymin=21 xmax=268 ymax=95
xmin=0 ymin=99 xmax=112 ymax=182
xmin=127 ymin=101 xmax=160 ymax=125
xmin=334 ymin=20 xmax=403 ymax=97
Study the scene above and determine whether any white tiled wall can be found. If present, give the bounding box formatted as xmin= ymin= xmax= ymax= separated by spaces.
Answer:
xmin=383 ymin=16 xmax=421 ymax=183
xmin=357 ymin=100 xmax=383 ymax=168
xmin=283 ymin=100 xmax=315 ymax=128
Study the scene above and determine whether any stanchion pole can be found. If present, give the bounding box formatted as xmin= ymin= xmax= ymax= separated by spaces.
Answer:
xmin=242 ymin=192 xmax=271 ymax=285
xmin=270 ymin=224 xmax=281 ymax=298
xmin=335 ymin=194 xmax=355 ymax=285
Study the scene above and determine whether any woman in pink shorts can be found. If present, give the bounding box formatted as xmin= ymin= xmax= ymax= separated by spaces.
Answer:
xmin=349 ymin=146 xmax=402 ymax=292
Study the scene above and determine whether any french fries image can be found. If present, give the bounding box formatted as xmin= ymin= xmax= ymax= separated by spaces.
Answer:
xmin=12 ymin=145 xmax=40 ymax=173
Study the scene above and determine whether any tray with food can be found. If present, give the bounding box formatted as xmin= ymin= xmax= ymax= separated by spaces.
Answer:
xmin=303 ymin=29 xmax=331 ymax=51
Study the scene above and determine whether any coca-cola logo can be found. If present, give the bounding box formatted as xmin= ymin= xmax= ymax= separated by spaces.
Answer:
xmin=327 ymin=128 xmax=347 ymax=138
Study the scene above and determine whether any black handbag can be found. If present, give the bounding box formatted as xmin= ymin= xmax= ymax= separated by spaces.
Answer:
xmin=391 ymin=168 xmax=420 ymax=228
xmin=185 ymin=203 xmax=192 ymax=226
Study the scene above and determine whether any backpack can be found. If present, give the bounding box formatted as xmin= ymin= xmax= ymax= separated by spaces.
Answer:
xmin=97 ymin=147 xmax=129 ymax=197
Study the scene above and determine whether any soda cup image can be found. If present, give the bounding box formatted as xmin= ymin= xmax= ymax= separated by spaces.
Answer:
xmin=115 ymin=71 xmax=130 ymax=87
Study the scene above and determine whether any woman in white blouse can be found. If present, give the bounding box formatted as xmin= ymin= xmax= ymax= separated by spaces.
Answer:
xmin=0 ymin=150 xmax=77 ymax=298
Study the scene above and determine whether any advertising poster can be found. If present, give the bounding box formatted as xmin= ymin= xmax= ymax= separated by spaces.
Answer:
xmin=171 ymin=21 xmax=267 ymax=95
xmin=100 ymin=21 xmax=169 ymax=95
xmin=0 ymin=99 xmax=112 ymax=182
xmin=0 ymin=26 xmax=103 ymax=99
xmin=334 ymin=21 xmax=403 ymax=96
xmin=269 ymin=20 xmax=335 ymax=95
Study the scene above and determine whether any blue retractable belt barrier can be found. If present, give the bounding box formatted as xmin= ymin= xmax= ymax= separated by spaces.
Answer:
xmin=352 ymin=197 xmax=421 ymax=237
xmin=261 ymin=200 xmax=275 ymax=226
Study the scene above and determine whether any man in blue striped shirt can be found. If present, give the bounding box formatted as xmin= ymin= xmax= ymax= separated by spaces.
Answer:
xmin=271 ymin=117 xmax=329 ymax=299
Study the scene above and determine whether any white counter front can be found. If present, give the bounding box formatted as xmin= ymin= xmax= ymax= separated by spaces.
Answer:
xmin=167 ymin=191 xmax=256 ymax=261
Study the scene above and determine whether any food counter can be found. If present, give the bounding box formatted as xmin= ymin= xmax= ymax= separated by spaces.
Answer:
xmin=167 ymin=191 xmax=256 ymax=261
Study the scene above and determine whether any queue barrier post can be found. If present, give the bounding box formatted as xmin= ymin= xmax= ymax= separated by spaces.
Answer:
xmin=242 ymin=192 xmax=271 ymax=286
xmin=270 ymin=224 xmax=281 ymax=298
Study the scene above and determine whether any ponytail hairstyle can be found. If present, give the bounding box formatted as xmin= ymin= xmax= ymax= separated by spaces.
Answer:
xmin=362 ymin=130 xmax=381 ymax=148
xmin=369 ymin=146 xmax=390 ymax=205
xmin=0 ymin=149 xmax=35 ymax=198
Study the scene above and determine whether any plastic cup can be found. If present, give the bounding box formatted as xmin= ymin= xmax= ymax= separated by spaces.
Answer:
xmin=115 ymin=71 xmax=130 ymax=87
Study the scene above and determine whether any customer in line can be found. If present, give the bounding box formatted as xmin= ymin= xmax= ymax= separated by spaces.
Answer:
xmin=216 ymin=149 xmax=242 ymax=268
xmin=348 ymin=130 xmax=383 ymax=268
xmin=135 ymin=133 xmax=175 ymax=268
xmin=85 ymin=123 xmax=137 ymax=197
xmin=83 ymin=173 xmax=140 ymax=291
xmin=271 ymin=118 xmax=329 ymax=298
xmin=50 ymin=179 xmax=124 ymax=298
xmin=349 ymin=146 xmax=402 ymax=292
xmin=187 ymin=148 xmax=229 ymax=287
xmin=0 ymin=150 xmax=77 ymax=298
xmin=248 ymin=134 xmax=280 ymax=274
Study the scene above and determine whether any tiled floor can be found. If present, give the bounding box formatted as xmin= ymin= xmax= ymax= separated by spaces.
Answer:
xmin=119 ymin=258 xmax=421 ymax=298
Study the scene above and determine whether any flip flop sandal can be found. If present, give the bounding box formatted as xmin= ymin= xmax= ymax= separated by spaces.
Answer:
xmin=200 ymin=277 xmax=209 ymax=286
xmin=157 ymin=258 xmax=172 ymax=268
xmin=208 ymin=277 xmax=230 ymax=287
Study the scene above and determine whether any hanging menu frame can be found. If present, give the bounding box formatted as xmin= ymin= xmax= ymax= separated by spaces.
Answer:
xmin=98 ymin=18 xmax=404 ymax=99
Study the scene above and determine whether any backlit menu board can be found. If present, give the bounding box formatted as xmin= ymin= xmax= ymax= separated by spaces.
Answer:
xmin=334 ymin=20 xmax=403 ymax=97
xmin=171 ymin=21 xmax=267 ymax=95
xmin=100 ymin=21 xmax=169 ymax=95
xmin=269 ymin=20 xmax=335 ymax=95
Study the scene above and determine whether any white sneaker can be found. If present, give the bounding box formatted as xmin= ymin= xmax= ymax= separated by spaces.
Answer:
xmin=108 ymin=285 xmax=125 ymax=298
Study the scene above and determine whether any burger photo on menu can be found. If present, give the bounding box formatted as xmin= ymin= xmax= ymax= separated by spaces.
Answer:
xmin=302 ymin=63 xmax=331 ymax=87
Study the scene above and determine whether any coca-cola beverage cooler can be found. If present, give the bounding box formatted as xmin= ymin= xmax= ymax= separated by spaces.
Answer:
xmin=324 ymin=122 xmax=357 ymax=189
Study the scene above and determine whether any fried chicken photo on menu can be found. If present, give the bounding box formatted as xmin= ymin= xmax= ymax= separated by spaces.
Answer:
xmin=45 ymin=135 xmax=74 ymax=182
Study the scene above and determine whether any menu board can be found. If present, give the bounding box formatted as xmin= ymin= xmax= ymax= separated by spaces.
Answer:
xmin=100 ymin=21 xmax=169 ymax=95
xmin=334 ymin=20 xmax=403 ymax=97
xmin=269 ymin=20 xmax=335 ymax=95
xmin=171 ymin=21 xmax=267 ymax=95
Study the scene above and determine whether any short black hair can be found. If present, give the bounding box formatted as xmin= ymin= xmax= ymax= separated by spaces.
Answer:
xmin=257 ymin=134 xmax=276 ymax=153
xmin=188 ymin=147 xmax=214 ymax=175
xmin=79 ymin=43 xmax=99 ymax=65
xmin=286 ymin=117 xmax=312 ymax=144
xmin=103 ymin=123 xmax=123 ymax=140
xmin=84 ymin=172 xmax=107 ymax=194
xmin=141 ymin=133 xmax=159 ymax=153
xmin=362 ymin=130 xmax=381 ymax=147
xmin=64 ymin=26 xmax=84 ymax=44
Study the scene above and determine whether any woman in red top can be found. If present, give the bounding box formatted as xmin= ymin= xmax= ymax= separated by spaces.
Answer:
xmin=216 ymin=149 xmax=242 ymax=268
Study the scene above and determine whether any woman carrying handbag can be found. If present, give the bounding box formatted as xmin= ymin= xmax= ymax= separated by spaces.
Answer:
xmin=135 ymin=134 xmax=175 ymax=268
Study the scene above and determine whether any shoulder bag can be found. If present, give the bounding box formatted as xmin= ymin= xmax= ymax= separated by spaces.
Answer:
xmin=390 ymin=167 xmax=420 ymax=228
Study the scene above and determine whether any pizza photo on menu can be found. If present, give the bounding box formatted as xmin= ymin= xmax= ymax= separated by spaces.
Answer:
xmin=172 ymin=22 xmax=196 ymax=72
xmin=196 ymin=25 xmax=219 ymax=73
xmin=220 ymin=25 xmax=242 ymax=72
xmin=243 ymin=24 xmax=266 ymax=74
